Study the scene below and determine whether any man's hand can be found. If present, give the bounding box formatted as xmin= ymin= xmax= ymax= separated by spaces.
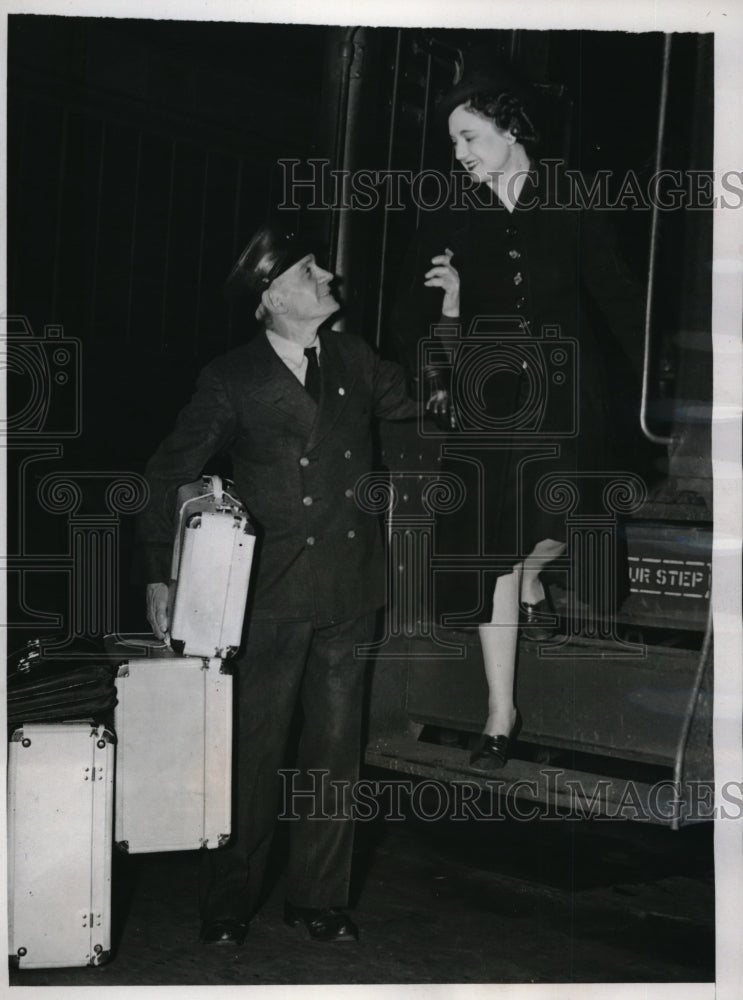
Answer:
xmin=146 ymin=582 xmax=172 ymax=641
xmin=424 ymin=248 xmax=460 ymax=317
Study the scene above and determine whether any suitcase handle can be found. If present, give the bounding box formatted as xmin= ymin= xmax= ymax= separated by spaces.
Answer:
xmin=171 ymin=476 xmax=248 ymax=581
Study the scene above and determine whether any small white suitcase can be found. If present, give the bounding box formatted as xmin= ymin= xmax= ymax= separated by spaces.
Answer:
xmin=170 ymin=475 xmax=255 ymax=658
xmin=114 ymin=650 xmax=232 ymax=853
xmin=7 ymin=721 xmax=114 ymax=969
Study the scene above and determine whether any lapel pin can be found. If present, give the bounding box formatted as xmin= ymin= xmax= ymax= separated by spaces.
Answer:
xmin=338 ymin=387 xmax=346 ymax=396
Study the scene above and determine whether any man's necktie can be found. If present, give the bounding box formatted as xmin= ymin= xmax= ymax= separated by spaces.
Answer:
xmin=304 ymin=346 xmax=321 ymax=404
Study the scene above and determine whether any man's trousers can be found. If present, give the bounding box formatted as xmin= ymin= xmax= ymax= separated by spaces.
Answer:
xmin=200 ymin=613 xmax=376 ymax=922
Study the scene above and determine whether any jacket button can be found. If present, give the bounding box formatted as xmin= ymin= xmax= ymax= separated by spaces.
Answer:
xmin=508 ymin=249 xmax=521 ymax=259
xmin=513 ymin=272 xmax=523 ymax=286
xmin=506 ymin=225 xmax=518 ymax=237
xmin=345 ymin=488 xmax=353 ymax=498
xmin=347 ymin=530 xmax=356 ymax=539
xmin=299 ymin=457 xmax=310 ymax=467
xmin=515 ymin=296 xmax=526 ymax=309
xmin=303 ymin=496 xmax=313 ymax=506
xmin=306 ymin=536 xmax=315 ymax=546
xmin=344 ymin=450 xmax=352 ymax=459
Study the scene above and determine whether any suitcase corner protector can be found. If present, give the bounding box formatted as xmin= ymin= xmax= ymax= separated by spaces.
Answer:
xmin=115 ymin=839 xmax=130 ymax=853
xmin=218 ymin=833 xmax=230 ymax=848
xmin=90 ymin=947 xmax=112 ymax=966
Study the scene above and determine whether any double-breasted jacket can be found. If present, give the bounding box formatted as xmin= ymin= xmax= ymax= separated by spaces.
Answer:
xmin=135 ymin=328 xmax=418 ymax=626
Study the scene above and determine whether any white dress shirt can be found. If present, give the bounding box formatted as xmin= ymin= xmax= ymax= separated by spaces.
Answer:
xmin=265 ymin=330 xmax=321 ymax=387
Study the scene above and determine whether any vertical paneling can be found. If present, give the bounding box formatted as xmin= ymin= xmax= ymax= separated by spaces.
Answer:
xmin=6 ymin=94 xmax=28 ymax=310
xmin=9 ymin=98 xmax=66 ymax=330
xmin=161 ymin=143 xmax=207 ymax=352
xmin=56 ymin=111 xmax=104 ymax=339
xmin=127 ymin=131 xmax=174 ymax=352
xmin=94 ymin=122 xmax=142 ymax=346
xmin=197 ymin=152 xmax=243 ymax=358
xmin=125 ymin=133 xmax=143 ymax=348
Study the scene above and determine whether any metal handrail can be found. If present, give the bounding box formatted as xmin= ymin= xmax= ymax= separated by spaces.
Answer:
xmin=640 ymin=34 xmax=675 ymax=447
xmin=671 ymin=601 xmax=713 ymax=830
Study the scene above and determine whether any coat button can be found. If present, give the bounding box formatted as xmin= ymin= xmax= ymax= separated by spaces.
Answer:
xmin=344 ymin=450 xmax=352 ymax=459
xmin=347 ymin=530 xmax=356 ymax=539
xmin=513 ymin=272 xmax=523 ymax=286
xmin=299 ymin=457 xmax=310 ymax=467
xmin=303 ymin=496 xmax=313 ymax=506
xmin=515 ymin=296 xmax=526 ymax=309
xmin=508 ymin=249 xmax=521 ymax=259
xmin=306 ymin=536 xmax=315 ymax=546
xmin=345 ymin=489 xmax=353 ymax=498
xmin=506 ymin=225 xmax=518 ymax=237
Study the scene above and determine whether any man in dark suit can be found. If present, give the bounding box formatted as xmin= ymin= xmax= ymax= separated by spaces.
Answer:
xmin=135 ymin=223 xmax=418 ymax=947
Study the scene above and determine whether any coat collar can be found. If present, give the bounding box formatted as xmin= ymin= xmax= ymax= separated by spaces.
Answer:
xmin=305 ymin=332 xmax=356 ymax=453
xmin=244 ymin=330 xmax=356 ymax=450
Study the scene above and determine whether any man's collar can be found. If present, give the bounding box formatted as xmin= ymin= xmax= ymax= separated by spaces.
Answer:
xmin=265 ymin=329 xmax=320 ymax=363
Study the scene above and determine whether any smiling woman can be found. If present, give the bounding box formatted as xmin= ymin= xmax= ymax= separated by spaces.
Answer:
xmin=448 ymin=87 xmax=538 ymax=208
xmin=393 ymin=66 xmax=652 ymax=768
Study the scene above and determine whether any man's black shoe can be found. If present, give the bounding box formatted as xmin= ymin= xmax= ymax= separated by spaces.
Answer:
xmin=200 ymin=918 xmax=248 ymax=947
xmin=283 ymin=902 xmax=359 ymax=942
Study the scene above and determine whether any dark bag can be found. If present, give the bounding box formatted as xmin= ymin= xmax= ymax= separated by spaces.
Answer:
xmin=7 ymin=638 xmax=117 ymax=733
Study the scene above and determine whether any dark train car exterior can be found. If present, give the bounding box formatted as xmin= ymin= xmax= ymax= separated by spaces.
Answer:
xmin=354 ymin=29 xmax=714 ymax=827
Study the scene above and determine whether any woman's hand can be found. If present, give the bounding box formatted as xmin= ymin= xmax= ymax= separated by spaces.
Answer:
xmin=424 ymin=248 xmax=460 ymax=317
xmin=424 ymin=371 xmax=457 ymax=430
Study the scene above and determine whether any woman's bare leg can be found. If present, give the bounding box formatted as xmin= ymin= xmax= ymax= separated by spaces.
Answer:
xmin=478 ymin=564 xmax=522 ymax=737
xmin=477 ymin=539 xmax=566 ymax=737
xmin=520 ymin=537 xmax=566 ymax=606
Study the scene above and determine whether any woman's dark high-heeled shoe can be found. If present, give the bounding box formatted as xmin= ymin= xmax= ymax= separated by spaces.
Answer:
xmin=520 ymin=581 xmax=559 ymax=641
xmin=469 ymin=713 xmax=521 ymax=770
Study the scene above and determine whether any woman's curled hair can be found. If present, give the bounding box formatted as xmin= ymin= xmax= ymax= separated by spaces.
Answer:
xmin=463 ymin=89 xmax=539 ymax=148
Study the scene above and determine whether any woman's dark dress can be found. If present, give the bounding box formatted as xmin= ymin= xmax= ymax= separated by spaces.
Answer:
xmin=392 ymin=167 xmax=648 ymax=625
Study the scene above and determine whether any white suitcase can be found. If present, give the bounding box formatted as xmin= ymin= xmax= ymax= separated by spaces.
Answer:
xmin=7 ymin=721 xmax=114 ymax=969
xmin=114 ymin=650 xmax=232 ymax=853
xmin=170 ymin=475 xmax=255 ymax=658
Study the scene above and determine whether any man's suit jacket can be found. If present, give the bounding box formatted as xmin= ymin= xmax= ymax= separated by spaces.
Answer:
xmin=134 ymin=328 xmax=418 ymax=626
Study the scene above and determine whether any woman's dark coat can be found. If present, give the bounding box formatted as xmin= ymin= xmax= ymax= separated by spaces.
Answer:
xmin=392 ymin=166 xmax=650 ymax=624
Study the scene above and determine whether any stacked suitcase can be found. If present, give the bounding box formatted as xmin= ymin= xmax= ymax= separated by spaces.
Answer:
xmin=8 ymin=722 xmax=115 ymax=969
xmin=7 ymin=641 xmax=118 ymax=968
xmin=112 ymin=646 xmax=234 ymax=853
xmin=169 ymin=474 xmax=256 ymax=660
xmin=7 ymin=475 xmax=255 ymax=969
xmin=113 ymin=475 xmax=254 ymax=853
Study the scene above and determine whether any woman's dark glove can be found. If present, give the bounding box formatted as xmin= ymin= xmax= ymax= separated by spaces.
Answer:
xmin=424 ymin=370 xmax=457 ymax=430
